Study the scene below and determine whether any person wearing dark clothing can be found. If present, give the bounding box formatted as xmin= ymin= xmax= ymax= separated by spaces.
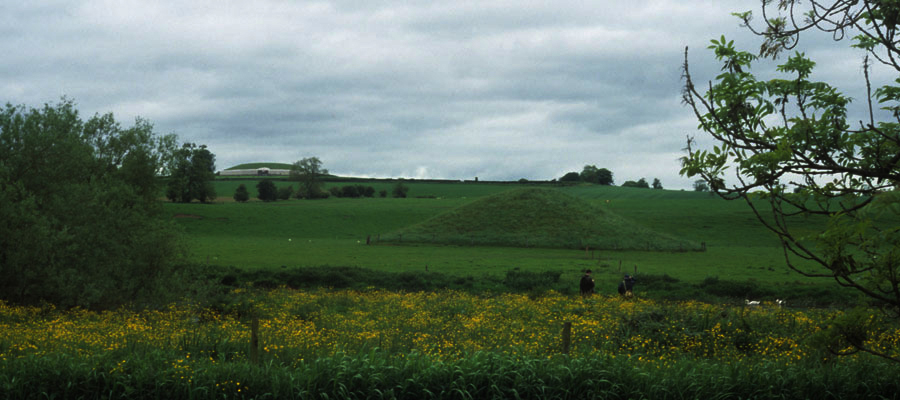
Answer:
xmin=618 ymin=274 xmax=636 ymax=298
xmin=580 ymin=270 xmax=595 ymax=296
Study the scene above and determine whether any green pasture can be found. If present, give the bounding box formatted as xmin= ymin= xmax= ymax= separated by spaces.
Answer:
xmin=164 ymin=179 xmax=835 ymax=298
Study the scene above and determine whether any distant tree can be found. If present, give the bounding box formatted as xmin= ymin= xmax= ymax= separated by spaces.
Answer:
xmin=360 ymin=185 xmax=375 ymax=198
xmin=233 ymin=184 xmax=250 ymax=202
xmin=693 ymin=180 xmax=709 ymax=192
xmin=580 ymin=165 xmax=614 ymax=185
xmin=379 ymin=189 xmax=388 ymax=198
xmin=328 ymin=186 xmax=342 ymax=197
xmin=392 ymin=181 xmax=410 ymax=198
xmin=559 ymin=172 xmax=581 ymax=182
xmin=166 ymin=143 xmax=217 ymax=203
xmin=622 ymin=178 xmax=650 ymax=189
xmin=652 ymin=178 xmax=663 ymax=190
xmin=341 ymin=185 xmax=360 ymax=198
xmin=290 ymin=157 xmax=328 ymax=199
xmin=0 ymin=99 xmax=185 ymax=308
xmin=256 ymin=180 xmax=277 ymax=202
xmin=596 ymin=168 xmax=614 ymax=185
xmin=276 ymin=185 xmax=294 ymax=200
xmin=580 ymin=165 xmax=600 ymax=183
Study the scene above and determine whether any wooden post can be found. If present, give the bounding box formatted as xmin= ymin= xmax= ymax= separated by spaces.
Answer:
xmin=634 ymin=265 xmax=637 ymax=275
xmin=366 ymin=235 xmax=371 ymax=245
xmin=250 ymin=316 xmax=259 ymax=365
xmin=562 ymin=322 xmax=572 ymax=354
xmin=618 ymin=260 xmax=622 ymax=272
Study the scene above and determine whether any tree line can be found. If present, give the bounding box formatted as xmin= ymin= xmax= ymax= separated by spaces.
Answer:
xmin=559 ymin=165 xmax=663 ymax=189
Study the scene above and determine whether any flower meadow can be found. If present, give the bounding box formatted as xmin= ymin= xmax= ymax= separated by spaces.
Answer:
xmin=2 ymin=289 xmax=900 ymax=399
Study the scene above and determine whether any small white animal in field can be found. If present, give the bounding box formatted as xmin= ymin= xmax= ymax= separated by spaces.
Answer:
xmin=776 ymin=299 xmax=785 ymax=308
xmin=745 ymin=299 xmax=760 ymax=307
xmin=288 ymin=238 xmax=292 ymax=242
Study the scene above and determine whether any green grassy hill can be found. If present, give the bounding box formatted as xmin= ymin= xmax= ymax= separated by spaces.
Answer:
xmin=164 ymin=180 xmax=842 ymax=301
xmin=225 ymin=162 xmax=294 ymax=170
xmin=380 ymin=188 xmax=702 ymax=251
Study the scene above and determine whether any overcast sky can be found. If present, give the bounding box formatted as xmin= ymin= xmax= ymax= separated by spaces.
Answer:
xmin=2 ymin=1 xmax=884 ymax=189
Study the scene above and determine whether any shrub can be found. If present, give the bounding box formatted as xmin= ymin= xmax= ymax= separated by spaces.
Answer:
xmin=392 ymin=181 xmax=409 ymax=198
xmin=276 ymin=185 xmax=294 ymax=200
xmin=503 ymin=269 xmax=561 ymax=292
xmin=233 ymin=184 xmax=249 ymax=202
xmin=256 ymin=180 xmax=277 ymax=202
xmin=341 ymin=185 xmax=360 ymax=198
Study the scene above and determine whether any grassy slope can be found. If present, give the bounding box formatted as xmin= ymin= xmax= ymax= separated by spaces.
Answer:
xmin=380 ymin=187 xmax=702 ymax=251
xmin=165 ymin=179 xmax=832 ymax=296
xmin=225 ymin=162 xmax=294 ymax=170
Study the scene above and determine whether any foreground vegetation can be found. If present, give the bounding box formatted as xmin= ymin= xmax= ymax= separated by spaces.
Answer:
xmin=2 ymin=289 xmax=899 ymax=399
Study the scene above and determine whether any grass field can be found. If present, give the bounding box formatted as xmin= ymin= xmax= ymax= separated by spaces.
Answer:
xmin=163 ymin=179 xmax=834 ymax=301
xmin=5 ymin=177 xmax=897 ymax=399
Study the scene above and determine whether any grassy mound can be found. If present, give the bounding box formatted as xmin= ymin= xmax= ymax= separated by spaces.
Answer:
xmin=380 ymin=188 xmax=702 ymax=251
xmin=225 ymin=162 xmax=294 ymax=170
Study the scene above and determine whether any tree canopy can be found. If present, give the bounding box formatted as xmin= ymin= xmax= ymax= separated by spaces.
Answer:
xmin=580 ymin=165 xmax=614 ymax=185
xmin=0 ymin=99 xmax=186 ymax=308
xmin=681 ymin=0 xmax=900 ymax=361
xmin=290 ymin=157 xmax=329 ymax=199
xmin=166 ymin=143 xmax=217 ymax=203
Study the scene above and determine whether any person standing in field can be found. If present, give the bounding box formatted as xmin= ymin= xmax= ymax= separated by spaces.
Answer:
xmin=580 ymin=269 xmax=595 ymax=297
xmin=618 ymin=274 xmax=636 ymax=298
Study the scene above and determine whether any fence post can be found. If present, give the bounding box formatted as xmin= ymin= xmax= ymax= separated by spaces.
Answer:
xmin=250 ymin=315 xmax=259 ymax=365
xmin=562 ymin=322 xmax=572 ymax=355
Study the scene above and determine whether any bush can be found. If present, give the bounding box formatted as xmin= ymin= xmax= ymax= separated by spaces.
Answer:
xmin=341 ymin=185 xmax=360 ymax=198
xmin=256 ymin=180 xmax=277 ymax=202
xmin=0 ymin=100 xmax=187 ymax=309
xmin=276 ymin=185 xmax=294 ymax=200
xmin=392 ymin=182 xmax=409 ymax=198
xmin=503 ymin=269 xmax=561 ymax=292
xmin=233 ymin=184 xmax=249 ymax=202
xmin=297 ymin=185 xmax=330 ymax=199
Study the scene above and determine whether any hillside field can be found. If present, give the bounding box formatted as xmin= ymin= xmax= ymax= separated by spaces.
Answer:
xmin=164 ymin=178 xmax=835 ymax=300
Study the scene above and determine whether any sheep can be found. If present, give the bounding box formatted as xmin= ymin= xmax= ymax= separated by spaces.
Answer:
xmin=776 ymin=299 xmax=785 ymax=308
xmin=745 ymin=299 xmax=760 ymax=307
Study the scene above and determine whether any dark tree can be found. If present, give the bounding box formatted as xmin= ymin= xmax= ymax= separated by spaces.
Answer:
xmin=166 ymin=143 xmax=217 ymax=203
xmin=652 ymin=178 xmax=663 ymax=189
xmin=234 ymin=184 xmax=250 ymax=202
xmin=580 ymin=165 xmax=614 ymax=185
xmin=392 ymin=181 xmax=409 ymax=198
xmin=559 ymin=172 xmax=581 ymax=182
xmin=290 ymin=157 xmax=328 ymax=199
xmin=277 ymin=185 xmax=294 ymax=200
xmin=622 ymin=178 xmax=650 ymax=189
xmin=256 ymin=180 xmax=277 ymax=202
